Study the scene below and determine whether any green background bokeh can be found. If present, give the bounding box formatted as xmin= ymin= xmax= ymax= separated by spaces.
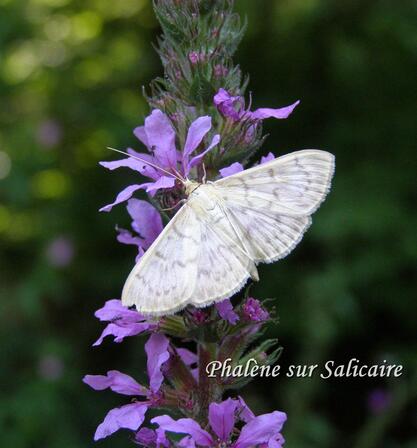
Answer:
xmin=0 ymin=0 xmax=416 ymax=447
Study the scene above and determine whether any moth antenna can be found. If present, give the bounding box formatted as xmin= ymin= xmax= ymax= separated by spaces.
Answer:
xmin=106 ymin=147 xmax=186 ymax=184
xmin=160 ymin=199 xmax=187 ymax=212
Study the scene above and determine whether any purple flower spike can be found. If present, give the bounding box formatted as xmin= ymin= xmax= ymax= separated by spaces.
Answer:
xmin=215 ymin=299 xmax=239 ymax=325
xmin=93 ymin=299 xmax=157 ymax=346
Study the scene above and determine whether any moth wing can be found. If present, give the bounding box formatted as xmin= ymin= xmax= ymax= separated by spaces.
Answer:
xmin=214 ymin=149 xmax=335 ymax=263
xmin=215 ymin=149 xmax=335 ymax=215
xmin=121 ymin=202 xmax=200 ymax=316
xmin=189 ymin=200 xmax=257 ymax=307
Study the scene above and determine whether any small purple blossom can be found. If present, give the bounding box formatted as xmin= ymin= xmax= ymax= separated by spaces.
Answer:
xmin=93 ymin=299 xmax=157 ymax=346
xmin=116 ymin=198 xmax=163 ymax=262
xmin=100 ymin=110 xmax=220 ymax=211
xmin=188 ymin=51 xmax=200 ymax=64
xmin=189 ymin=308 xmax=210 ymax=325
xmin=135 ymin=427 xmax=169 ymax=447
xmin=219 ymin=152 xmax=275 ymax=178
xmin=214 ymin=88 xmax=299 ymax=122
xmin=151 ymin=397 xmax=286 ymax=448
xmin=242 ymin=297 xmax=269 ymax=322
xmin=84 ymin=333 xmax=170 ymax=440
xmin=45 ymin=236 xmax=74 ymax=267
xmin=214 ymin=64 xmax=228 ymax=78
xmin=215 ymin=299 xmax=239 ymax=325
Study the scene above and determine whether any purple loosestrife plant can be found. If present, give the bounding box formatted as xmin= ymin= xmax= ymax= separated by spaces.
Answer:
xmin=85 ymin=0 xmax=304 ymax=445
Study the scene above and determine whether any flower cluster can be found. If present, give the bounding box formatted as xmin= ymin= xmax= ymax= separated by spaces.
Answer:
xmin=85 ymin=1 xmax=297 ymax=446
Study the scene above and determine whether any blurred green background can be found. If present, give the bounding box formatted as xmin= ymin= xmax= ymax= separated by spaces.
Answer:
xmin=1 ymin=0 xmax=416 ymax=447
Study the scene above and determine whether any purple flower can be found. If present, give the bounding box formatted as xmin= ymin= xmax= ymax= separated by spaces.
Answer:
xmin=135 ymin=427 xmax=169 ymax=447
xmin=214 ymin=88 xmax=299 ymax=122
xmin=45 ymin=236 xmax=74 ymax=267
xmin=188 ymin=51 xmax=200 ymax=64
xmin=215 ymin=299 xmax=239 ymax=325
xmin=116 ymin=198 xmax=163 ymax=262
xmin=151 ymin=397 xmax=286 ymax=447
xmin=219 ymin=152 xmax=275 ymax=178
xmin=93 ymin=299 xmax=158 ymax=346
xmin=36 ymin=119 xmax=62 ymax=149
xmin=100 ymin=110 xmax=220 ymax=211
xmin=214 ymin=64 xmax=228 ymax=78
xmin=242 ymin=297 xmax=269 ymax=322
xmin=83 ymin=333 xmax=170 ymax=441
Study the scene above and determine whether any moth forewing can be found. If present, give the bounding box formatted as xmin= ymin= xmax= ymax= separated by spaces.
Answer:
xmin=121 ymin=202 xmax=200 ymax=315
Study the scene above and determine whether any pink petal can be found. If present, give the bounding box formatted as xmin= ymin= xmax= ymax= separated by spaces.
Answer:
xmin=237 ymin=396 xmax=255 ymax=423
xmin=100 ymin=158 xmax=143 ymax=172
xmin=129 ymin=149 xmax=163 ymax=180
xmin=145 ymin=176 xmax=176 ymax=194
xmin=249 ymin=100 xmax=300 ymax=120
xmin=127 ymin=199 xmax=163 ymax=249
xmin=260 ymin=152 xmax=275 ymax=164
xmin=144 ymin=110 xmax=177 ymax=169
xmin=93 ymin=321 xmax=153 ymax=346
xmin=214 ymin=88 xmax=242 ymax=120
xmin=186 ymin=134 xmax=220 ymax=175
xmin=151 ymin=415 xmax=213 ymax=447
xmin=219 ymin=162 xmax=244 ymax=178
xmin=83 ymin=370 xmax=146 ymax=396
xmin=183 ymin=116 xmax=212 ymax=158
xmin=213 ymin=88 xmax=233 ymax=106
xmin=235 ymin=411 xmax=287 ymax=448
xmin=116 ymin=227 xmax=143 ymax=248
xmin=94 ymin=299 xmax=143 ymax=323
xmin=176 ymin=348 xmax=198 ymax=366
xmin=99 ymin=183 xmax=151 ymax=212
xmin=133 ymin=125 xmax=150 ymax=148
xmin=145 ymin=333 xmax=170 ymax=392
xmin=209 ymin=398 xmax=238 ymax=442
xmin=94 ymin=403 xmax=148 ymax=441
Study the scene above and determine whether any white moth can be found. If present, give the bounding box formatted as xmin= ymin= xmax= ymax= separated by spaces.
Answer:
xmin=121 ymin=149 xmax=335 ymax=316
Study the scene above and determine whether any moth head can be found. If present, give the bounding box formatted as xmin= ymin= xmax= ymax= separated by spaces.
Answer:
xmin=184 ymin=180 xmax=201 ymax=196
